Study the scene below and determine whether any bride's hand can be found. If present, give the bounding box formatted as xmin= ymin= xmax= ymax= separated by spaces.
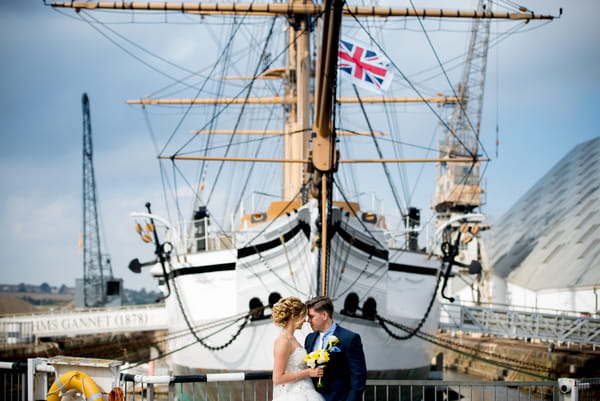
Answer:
xmin=307 ymin=367 xmax=324 ymax=378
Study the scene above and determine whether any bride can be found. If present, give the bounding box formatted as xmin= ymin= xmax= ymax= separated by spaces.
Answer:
xmin=271 ymin=296 xmax=325 ymax=401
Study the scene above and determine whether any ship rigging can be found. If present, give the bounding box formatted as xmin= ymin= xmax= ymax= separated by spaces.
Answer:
xmin=47 ymin=0 xmax=558 ymax=382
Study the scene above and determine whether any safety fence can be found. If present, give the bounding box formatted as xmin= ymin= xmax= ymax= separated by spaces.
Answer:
xmin=439 ymin=302 xmax=600 ymax=346
xmin=2 ymin=358 xmax=600 ymax=401
xmin=0 ymin=361 xmax=27 ymax=401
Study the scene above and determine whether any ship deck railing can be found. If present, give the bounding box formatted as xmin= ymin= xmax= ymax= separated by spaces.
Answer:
xmin=3 ymin=358 xmax=600 ymax=401
xmin=180 ymin=218 xmax=274 ymax=253
xmin=440 ymin=301 xmax=600 ymax=346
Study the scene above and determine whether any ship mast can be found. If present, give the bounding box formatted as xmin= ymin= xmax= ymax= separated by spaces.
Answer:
xmin=49 ymin=0 xmax=557 ymax=299
xmin=283 ymin=0 xmax=311 ymax=202
xmin=310 ymin=0 xmax=343 ymax=296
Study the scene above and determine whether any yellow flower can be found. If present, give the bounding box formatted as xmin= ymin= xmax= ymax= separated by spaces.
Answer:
xmin=317 ymin=349 xmax=330 ymax=364
xmin=326 ymin=335 xmax=339 ymax=347
xmin=304 ymin=352 xmax=319 ymax=368
xmin=305 ymin=348 xmax=331 ymax=388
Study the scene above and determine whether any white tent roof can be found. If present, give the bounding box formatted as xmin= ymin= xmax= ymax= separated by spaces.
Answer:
xmin=486 ymin=137 xmax=600 ymax=290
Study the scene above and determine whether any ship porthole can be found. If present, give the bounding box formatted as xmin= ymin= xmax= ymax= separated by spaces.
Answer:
xmin=362 ymin=297 xmax=377 ymax=320
xmin=268 ymin=292 xmax=282 ymax=307
xmin=249 ymin=297 xmax=264 ymax=320
xmin=342 ymin=292 xmax=359 ymax=316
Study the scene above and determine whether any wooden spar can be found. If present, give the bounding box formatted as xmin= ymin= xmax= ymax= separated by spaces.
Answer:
xmin=158 ymin=156 xmax=488 ymax=163
xmin=284 ymin=2 xmax=310 ymax=201
xmin=158 ymin=156 xmax=308 ymax=163
xmin=339 ymin=158 xmax=490 ymax=163
xmin=321 ymin=174 xmax=329 ymax=297
xmin=338 ymin=97 xmax=458 ymax=104
xmin=48 ymin=0 xmax=556 ymax=300
xmin=190 ymin=130 xmax=388 ymax=136
xmin=49 ymin=2 xmax=557 ymax=20
xmin=127 ymin=97 xmax=292 ymax=105
xmin=191 ymin=130 xmax=286 ymax=135
xmin=312 ymin=0 xmax=343 ymax=297
xmin=128 ymin=96 xmax=458 ymax=105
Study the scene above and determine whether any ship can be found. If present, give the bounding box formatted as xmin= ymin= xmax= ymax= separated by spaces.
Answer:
xmin=48 ymin=0 xmax=556 ymax=384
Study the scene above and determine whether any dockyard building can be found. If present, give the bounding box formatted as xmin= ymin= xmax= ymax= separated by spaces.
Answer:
xmin=457 ymin=137 xmax=600 ymax=314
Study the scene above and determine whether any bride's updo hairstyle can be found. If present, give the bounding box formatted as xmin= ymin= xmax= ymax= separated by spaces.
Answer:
xmin=271 ymin=296 xmax=306 ymax=327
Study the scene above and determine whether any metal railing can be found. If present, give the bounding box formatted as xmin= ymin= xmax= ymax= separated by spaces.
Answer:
xmin=0 ymin=361 xmax=27 ymax=401
xmin=364 ymin=379 xmax=556 ymax=401
xmin=119 ymin=375 xmax=560 ymax=401
xmin=121 ymin=371 xmax=273 ymax=401
xmin=3 ymin=358 xmax=600 ymax=401
xmin=440 ymin=302 xmax=600 ymax=346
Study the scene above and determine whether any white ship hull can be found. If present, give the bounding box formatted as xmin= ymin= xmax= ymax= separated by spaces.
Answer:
xmin=152 ymin=201 xmax=441 ymax=378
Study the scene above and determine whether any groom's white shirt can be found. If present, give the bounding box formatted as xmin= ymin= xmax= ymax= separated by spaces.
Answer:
xmin=312 ymin=322 xmax=338 ymax=352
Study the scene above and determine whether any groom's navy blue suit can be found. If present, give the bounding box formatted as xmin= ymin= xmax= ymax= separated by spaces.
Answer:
xmin=304 ymin=324 xmax=367 ymax=401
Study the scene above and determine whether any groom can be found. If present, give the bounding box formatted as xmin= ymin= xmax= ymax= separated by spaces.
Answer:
xmin=304 ymin=296 xmax=367 ymax=401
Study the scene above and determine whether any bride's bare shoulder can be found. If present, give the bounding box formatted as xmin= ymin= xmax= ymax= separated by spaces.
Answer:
xmin=274 ymin=334 xmax=295 ymax=351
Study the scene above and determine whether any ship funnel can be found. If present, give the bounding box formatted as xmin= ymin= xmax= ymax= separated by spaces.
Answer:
xmin=405 ymin=207 xmax=420 ymax=251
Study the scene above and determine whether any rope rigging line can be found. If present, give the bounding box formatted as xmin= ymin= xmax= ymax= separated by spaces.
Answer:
xmin=230 ymin=105 xmax=280 ymax=217
xmin=380 ymin=261 xmax=443 ymax=341
xmin=38 ymin=309 xmax=258 ymax=364
xmin=235 ymin=182 xmax=313 ymax=296
xmin=180 ymin=123 xmax=283 ymax=156
xmin=151 ymin=23 xmax=267 ymax=99
xmin=382 ymin=101 xmax=411 ymax=207
xmin=406 ymin=125 xmax=438 ymax=219
xmin=336 ymin=128 xmax=440 ymax=154
xmin=170 ymin=159 xmax=186 ymax=239
xmin=160 ymin=149 xmax=308 ymax=268
xmin=327 ymin=181 xmax=410 ymax=303
xmin=190 ymin=18 xmax=237 ymax=223
xmin=140 ymin=105 xmax=180 ymax=234
xmin=238 ymin=176 xmax=310 ymax=249
xmin=328 ymin=224 xmax=355 ymax=297
xmin=345 ymin=7 xmax=485 ymax=161
xmin=82 ymin=10 xmax=210 ymax=78
xmin=352 ymin=84 xmax=407 ymax=217
xmin=157 ymin=1 xmax=262 ymax=158
xmin=178 ymin=126 xmax=310 ymax=157
xmin=77 ymin=11 xmax=203 ymax=92
xmin=169 ymin=14 xmax=308 ymax=157
xmin=169 ymin=265 xmax=253 ymax=351
xmin=327 ymin=213 xmax=388 ymax=302
xmin=407 ymin=0 xmax=487 ymax=161
xmin=332 ymin=180 xmax=386 ymax=251
xmin=410 ymin=20 xmax=529 ymax=92
xmin=168 ymin=161 xmax=232 ymax=239
xmin=376 ymin=314 xmax=554 ymax=380
xmin=205 ymin=16 xmax=279 ymax=205
xmin=123 ymin=305 xmax=268 ymax=370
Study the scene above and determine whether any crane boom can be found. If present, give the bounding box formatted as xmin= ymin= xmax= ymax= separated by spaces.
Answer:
xmin=79 ymin=93 xmax=120 ymax=307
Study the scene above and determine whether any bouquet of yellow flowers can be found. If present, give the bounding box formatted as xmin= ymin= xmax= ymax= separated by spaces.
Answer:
xmin=304 ymin=335 xmax=340 ymax=388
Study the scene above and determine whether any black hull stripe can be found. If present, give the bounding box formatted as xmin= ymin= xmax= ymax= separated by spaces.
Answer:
xmin=389 ymin=263 xmax=438 ymax=276
xmin=169 ymin=263 xmax=236 ymax=279
xmin=237 ymin=221 xmax=310 ymax=259
xmin=335 ymin=225 xmax=389 ymax=260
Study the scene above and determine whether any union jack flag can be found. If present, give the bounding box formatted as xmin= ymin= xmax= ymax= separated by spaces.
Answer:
xmin=338 ymin=37 xmax=393 ymax=93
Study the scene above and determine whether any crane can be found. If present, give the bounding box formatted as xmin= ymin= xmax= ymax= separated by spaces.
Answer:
xmin=433 ymin=0 xmax=492 ymax=303
xmin=77 ymin=93 xmax=122 ymax=307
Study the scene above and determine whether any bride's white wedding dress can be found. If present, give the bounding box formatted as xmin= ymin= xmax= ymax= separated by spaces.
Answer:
xmin=272 ymin=347 xmax=325 ymax=401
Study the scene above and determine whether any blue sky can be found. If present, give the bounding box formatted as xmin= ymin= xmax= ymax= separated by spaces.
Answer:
xmin=0 ymin=0 xmax=598 ymax=291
